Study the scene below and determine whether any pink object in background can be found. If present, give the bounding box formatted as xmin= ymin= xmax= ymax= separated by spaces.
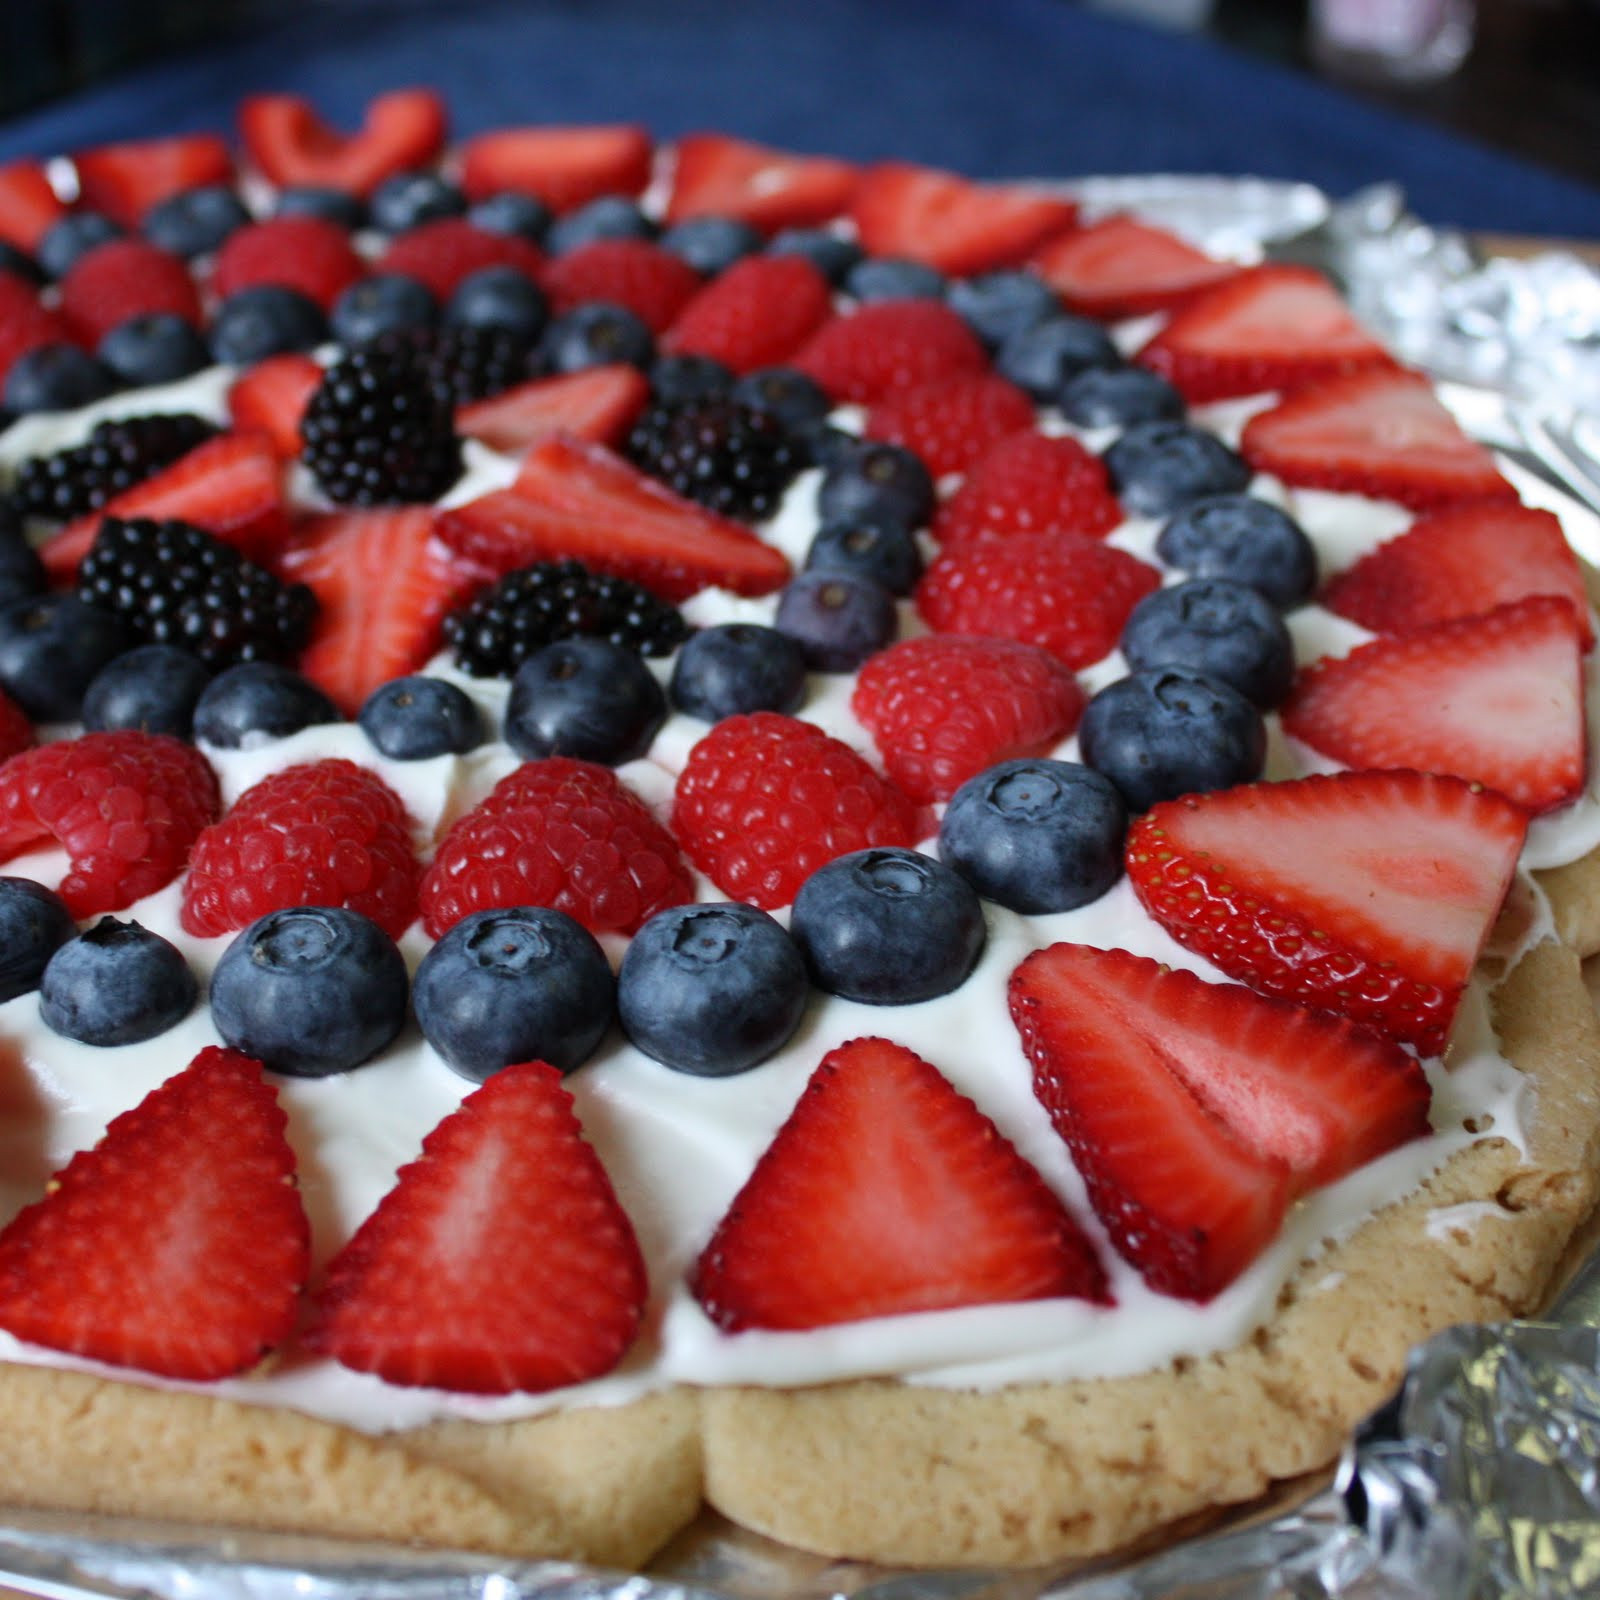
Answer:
xmin=1310 ymin=0 xmax=1476 ymax=84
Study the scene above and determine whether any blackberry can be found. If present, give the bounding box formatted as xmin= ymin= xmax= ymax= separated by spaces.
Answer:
xmin=377 ymin=324 xmax=534 ymax=406
xmin=301 ymin=343 xmax=463 ymax=506
xmin=625 ymin=394 xmax=801 ymax=522
xmin=12 ymin=413 xmax=217 ymax=523
xmin=443 ymin=560 xmax=688 ymax=678
xmin=77 ymin=517 xmax=317 ymax=669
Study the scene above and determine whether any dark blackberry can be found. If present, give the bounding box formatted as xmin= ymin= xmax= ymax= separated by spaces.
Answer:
xmin=300 ymin=343 xmax=463 ymax=506
xmin=443 ymin=560 xmax=689 ymax=678
xmin=12 ymin=413 xmax=217 ymax=523
xmin=77 ymin=517 xmax=317 ymax=669
xmin=625 ymin=395 xmax=801 ymax=522
xmin=378 ymin=324 xmax=535 ymax=406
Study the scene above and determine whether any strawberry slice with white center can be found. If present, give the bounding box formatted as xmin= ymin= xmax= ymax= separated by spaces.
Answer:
xmin=1240 ymin=368 xmax=1516 ymax=511
xmin=436 ymin=433 xmax=791 ymax=600
xmin=306 ymin=1062 xmax=647 ymax=1394
xmin=0 ymin=160 xmax=64 ymax=251
xmin=458 ymin=124 xmax=653 ymax=211
xmin=239 ymin=90 xmax=447 ymax=195
xmin=228 ymin=353 xmax=323 ymax=460
xmin=665 ymin=133 xmax=859 ymax=233
xmin=1135 ymin=265 xmax=1395 ymax=403
xmin=691 ymin=1036 xmax=1109 ymax=1333
xmin=1009 ymin=944 xmax=1430 ymax=1300
xmin=73 ymin=133 xmax=234 ymax=226
xmin=279 ymin=506 xmax=478 ymax=716
xmin=1282 ymin=596 xmax=1587 ymax=815
xmin=1029 ymin=213 xmax=1243 ymax=321
xmin=0 ymin=1047 xmax=309 ymax=1381
xmin=1126 ymin=770 xmax=1527 ymax=1055
xmin=456 ymin=364 xmax=650 ymax=455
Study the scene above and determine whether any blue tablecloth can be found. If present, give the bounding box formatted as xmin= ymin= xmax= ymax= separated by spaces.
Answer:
xmin=1 ymin=0 xmax=1597 ymax=238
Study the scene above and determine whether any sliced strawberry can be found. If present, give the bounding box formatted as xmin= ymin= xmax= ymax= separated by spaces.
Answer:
xmin=306 ymin=1062 xmax=646 ymax=1394
xmin=41 ymin=432 xmax=287 ymax=582
xmin=850 ymin=162 xmax=1078 ymax=277
xmin=1135 ymin=265 xmax=1395 ymax=403
xmin=456 ymin=364 xmax=649 ymax=455
xmin=1282 ymin=597 xmax=1586 ymax=815
xmin=211 ymin=216 xmax=366 ymax=312
xmin=458 ymin=124 xmax=653 ymax=212
xmin=374 ymin=219 xmax=544 ymax=301
xmin=864 ymin=373 xmax=1035 ymax=478
xmin=58 ymin=238 xmax=201 ymax=346
xmin=1029 ymin=214 xmax=1243 ymax=320
xmin=279 ymin=507 xmax=476 ymax=715
xmin=0 ymin=161 xmax=64 ymax=252
xmin=1323 ymin=502 xmax=1593 ymax=646
xmin=1126 ymin=769 xmax=1527 ymax=1054
xmin=0 ymin=1047 xmax=308 ymax=1380
xmin=662 ymin=254 xmax=833 ymax=375
xmin=665 ymin=133 xmax=858 ymax=233
xmin=933 ymin=429 xmax=1121 ymax=544
xmin=228 ymin=353 xmax=323 ymax=459
xmin=73 ymin=133 xmax=233 ymax=228
xmin=691 ymin=1037 xmax=1108 ymax=1332
xmin=541 ymin=238 xmax=700 ymax=332
xmin=438 ymin=434 xmax=790 ymax=601
xmin=1010 ymin=945 xmax=1429 ymax=1299
xmin=1240 ymin=368 xmax=1516 ymax=511
xmin=239 ymin=89 xmax=447 ymax=195
xmin=793 ymin=298 xmax=988 ymax=404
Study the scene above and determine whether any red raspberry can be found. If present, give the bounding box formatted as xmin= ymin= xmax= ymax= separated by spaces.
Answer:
xmin=851 ymin=636 xmax=1087 ymax=804
xmin=211 ymin=217 xmax=366 ymax=311
xmin=793 ymin=299 xmax=988 ymax=404
xmin=864 ymin=374 xmax=1033 ymax=478
xmin=0 ymin=277 xmax=68 ymax=385
xmin=543 ymin=239 xmax=701 ymax=333
xmin=180 ymin=760 xmax=419 ymax=939
xmin=663 ymin=254 xmax=834 ymax=375
xmin=420 ymin=758 xmax=694 ymax=939
xmin=916 ymin=532 xmax=1160 ymax=669
xmin=672 ymin=713 xmax=923 ymax=910
xmin=375 ymin=219 xmax=545 ymax=300
xmin=0 ymin=732 xmax=220 ymax=917
xmin=933 ymin=430 xmax=1121 ymax=545
xmin=58 ymin=239 xmax=201 ymax=346
xmin=0 ymin=689 xmax=32 ymax=765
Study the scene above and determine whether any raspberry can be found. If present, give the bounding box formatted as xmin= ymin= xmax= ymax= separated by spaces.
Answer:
xmin=0 ymin=689 xmax=32 ymax=765
xmin=851 ymin=636 xmax=1087 ymax=804
xmin=420 ymin=758 xmax=694 ymax=939
xmin=375 ymin=219 xmax=545 ymax=301
xmin=672 ymin=712 xmax=923 ymax=910
xmin=0 ymin=732 xmax=220 ymax=917
xmin=180 ymin=759 xmax=419 ymax=939
xmin=933 ymin=430 xmax=1121 ymax=546
xmin=792 ymin=299 xmax=988 ymax=404
xmin=542 ymin=239 xmax=701 ymax=333
xmin=57 ymin=239 xmax=201 ymax=346
xmin=211 ymin=216 xmax=366 ymax=311
xmin=915 ymin=532 xmax=1161 ymax=670
xmin=864 ymin=374 xmax=1034 ymax=478
xmin=0 ymin=280 xmax=68 ymax=385
xmin=663 ymin=255 xmax=833 ymax=375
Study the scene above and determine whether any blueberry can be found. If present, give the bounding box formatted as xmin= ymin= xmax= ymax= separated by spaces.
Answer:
xmin=939 ymin=759 xmax=1126 ymax=914
xmin=209 ymin=906 xmax=408 ymax=1077
xmin=1058 ymin=365 xmax=1185 ymax=429
xmin=791 ymin=848 xmax=986 ymax=1005
xmin=210 ymin=286 xmax=328 ymax=365
xmin=446 ymin=265 xmax=549 ymax=340
xmin=804 ymin=518 xmax=923 ymax=595
xmin=142 ymin=184 xmax=249 ymax=259
xmin=370 ymin=171 xmax=467 ymax=234
xmin=846 ymin=257 xmax=946 ymax=303
xmin=192 ymin=662 xmax=341 ymax=748
xmin=0 ymin=241 xmax=44 ymax=287
xmin=504 ymin=636 xmax=666 ymax=764
xmin=1103 ymin=421 xmax=1252 ymax=518
xmin=0 ymin=878 xmax=76 ymax=1003
xmin=276 ymin=186 xmax=368 ymax=230
xmin=767 ymin=227 xmax=863 ymax=285
xmin=5 ymin=344 xmax=117 ymax=414
xmin=546 ymin=196 xmax=657 ymax=255
xmin=947 ymin=270 xmax=1059 ymax=350
xmin=995 ymin=315 xmax=1119 ymax=402
xmin=538 ymin=302 xmax=655 ymax=374
xmin=793 ymin=421 xmax=860 ymax=472
xmin=775 ymin=570 xmax=898 ymax=672
xmin=468 ymin=191 xmax=552 ymax=243
xmin=619 ymin=902 xmax=808 ymax=1076
xmin=40 ymin=918 xmax=196 ymax=1046
xmin=358 ymin=674 xmax=484 ymax=759
xmin=660 ymin=215 xmax=762 ymax=276
xmin=732 ymin=365 xmax=831 ymax=430
xmin=82 ymin=643 xmax=212 ymax=738
xmin=330 ymin=273 xmax=440 ymax=345
xmin=36 ymin=212 xmax=123 ymax=280
xmin=1078 ymin=667 xmax=1266 ymax=812
xmin=817 ymin=440 xmax=935 ymax=533
xmin=98 ymin=313 xmax=211 ymax=386
xmin=414 ymin=905 xmax=614 ymax=1080
xmin=0 ymin=593 xmax=133 ymax=721
xmin=1121 ymin=579 xmax=1294 ymax=708
xmin=650 ymin=352 xmax=734 ymax=405
xmin=668 ymin=623 xmax=807 ymax=722
xmin=0 ymin=533 xmax=45 ymax=607
xmin=1155 ymin=493 xmax=1318 ymax=609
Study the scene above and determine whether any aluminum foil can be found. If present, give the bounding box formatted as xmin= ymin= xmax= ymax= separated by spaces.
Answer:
xmin=5 ymin=176 xmax=1600 ymax=1600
